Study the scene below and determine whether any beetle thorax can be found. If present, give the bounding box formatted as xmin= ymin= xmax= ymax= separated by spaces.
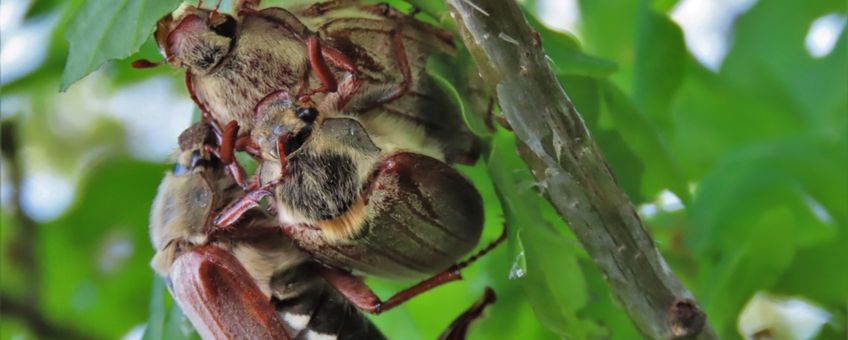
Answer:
xmin=169 ymin=16 xmax=233 ymax=75
xmin=192 ymin=15 xmax=311 ymax=131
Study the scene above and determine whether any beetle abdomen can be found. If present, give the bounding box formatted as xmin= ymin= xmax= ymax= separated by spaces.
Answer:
xmin=271 ymin=263 xmax=386 ymax=340
xmin=283 ymin=152 xmax=484 ymax=279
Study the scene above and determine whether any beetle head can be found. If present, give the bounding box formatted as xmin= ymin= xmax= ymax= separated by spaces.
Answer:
xmin=155 ymin=5 xmax=238 ymax=74
xmin=252 ymin=91 xmax=321 ymax=160
xmin=149 ymin=124 xmax=232 ymax=278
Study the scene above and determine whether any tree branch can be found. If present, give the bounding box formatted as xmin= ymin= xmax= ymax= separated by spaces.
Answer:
xmin=445 ymin=1 xmax=714 ymax=338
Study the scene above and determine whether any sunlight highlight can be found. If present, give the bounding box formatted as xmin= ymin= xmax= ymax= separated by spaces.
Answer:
xmin=671 ymin=0 xmax=758 ymax=71
xmin=804 ymin=13 xmax=846 ymax=58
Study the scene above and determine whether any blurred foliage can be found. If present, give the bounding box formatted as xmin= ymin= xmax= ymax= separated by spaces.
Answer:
xmin=1 ymin=0 xmax=846 ymax=339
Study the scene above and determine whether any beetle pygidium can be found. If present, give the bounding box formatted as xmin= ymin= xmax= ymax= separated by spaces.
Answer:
xmin=150 ymin=122 xmax=387 ymax=339
xmin=148 ymin=0 xmax=478 ymax=164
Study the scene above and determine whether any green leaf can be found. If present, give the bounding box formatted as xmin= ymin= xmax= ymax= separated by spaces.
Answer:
xmin=405 ymin=0 xmax=447 ymax=20
xmin=601 ymin=80 xmax=690 ymax=203
xmin=560 ymin=75 xmax=647 ymax=203
xmin=26 ymin=0 xmax=68 ymax=18
xmin=1 ymin=319 xmax=38 ymax=340
xmin=40 ymin=156 xmax=166 ymax=338
xmin=487 ymin=131 xmax=606 ymax=339
xmin=687 ymin=134 xmax=847 ymax=256
xmin=699 ymin=213 xmax=796 ymax=337
xmin=142 ymin=277 xmax=168 ymax=340
xmin=579 ymin=260 xmax=641 ymax=339
xmin=720 ymin=0 xmax=847 ymax=124
xmin=774 ymin=234 xmax=848 ymax=306
xmin=577 ymin=0 xmax=639 ymax=86
xmin=669 ymin=64 xmax=810 ymax=178
xmin=524 ymin=14 xmax=618 ymax=77
xmin=632 ymin=6 xmax=687 ymax=133
xmin=649 ymin=0 xmax=681 ymax=13
xmin=427 ymin=55 xmax=491 ymax=137
xmin=686 ymin=133 xmax=848 ymax=336
xmin=60 ymin=0 xmax=181 ymax=91
xmin=143 ymin=277 xmax=199 ymax=340
xmin=164 ymin=302 xmax=201 ymax=339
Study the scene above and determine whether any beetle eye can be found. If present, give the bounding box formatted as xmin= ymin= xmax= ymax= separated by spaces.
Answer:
xmin=172 ymin=162 xmax=188 ymax=175
xmin=173 ymin=151 xmax=205 ymax=175
xmin=211 ymin=15 xmax=237 ymax=38
xmin=296 ymin=107 xmax=318 ymax=123
xmin=188 ymin=151 xmax=203 ymax=168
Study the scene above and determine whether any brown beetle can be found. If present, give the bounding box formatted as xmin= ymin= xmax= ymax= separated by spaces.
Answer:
xmin=150 ymin=122 xmax=496 ymax=338
xmin=150 ymin=123 xmax=386 ymax=339
xmin=149 ymin=0 xmax=477 ymax=164
xmin=213 ymin=92 xmax=483 ymax=275
xmin=213 ymin=94 xmax=503 ymax=314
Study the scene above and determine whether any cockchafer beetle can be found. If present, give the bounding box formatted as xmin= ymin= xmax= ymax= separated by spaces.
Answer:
xmin=212 ymin=92 xmax=504 ymax=314
xmin=140 ymin=0 xmax=478 ymax=169
xmin=150 ymin=122 xmax=496 ymax=338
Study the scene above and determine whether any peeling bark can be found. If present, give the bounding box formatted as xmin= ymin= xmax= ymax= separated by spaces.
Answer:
xmin=444 ymin=1 xmax=715 ymax=338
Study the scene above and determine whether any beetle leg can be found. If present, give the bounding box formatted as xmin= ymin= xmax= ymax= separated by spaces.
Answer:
xmin=226 ymin=163 xmax=249 ymax=190
xmin=318 ymin=265 xmax=459 ymax=314
xmin=321 ymin=44 xmax=361 ymax=109
xmin=320 ymin=226 xmax=507 ymax=314
xmin=304 ymin=36 xmax=361 ymax=108
xmin=346 ymin=28 xmax=411 ymax=112
xmin=218 ymin=121 xmax=250 ymax=189
xmin=307 ymin=35 xmax=338 ymax=94
xmin=295 ymin=72 xmax=309 ymax=98
xmin=319 ymin=41 xmax=357 ymax=74
xmin=213 ymin=182 xmax=277 ymax=228
xmin=218 ymin=121 xmax=238 ymax=165
xmin=211 ymin=0 xmax=223 ymax=15
xmin=382 ymin=29 xmax=412 ymax=103
xmin=438 ymin=287 xmax=496 ymax=340
xmin=235 ymin=135 xmax=261 ymax=157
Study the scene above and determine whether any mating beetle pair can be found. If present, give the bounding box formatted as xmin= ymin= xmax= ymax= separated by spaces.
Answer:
xmin=150 ymin=125 xmax=494 ymax=339
xmin=146 ymin=0 xmax=500 ymax=337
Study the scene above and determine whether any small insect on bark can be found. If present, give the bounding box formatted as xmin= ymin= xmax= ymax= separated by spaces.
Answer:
xmin=213 ymin=93 xmax=505 ymax=314
xmin=150 ymin=122 xmax=497 ymax=338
